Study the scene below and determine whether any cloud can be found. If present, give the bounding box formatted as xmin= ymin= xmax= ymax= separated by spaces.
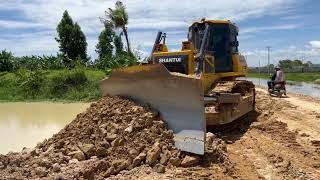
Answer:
xmin=124 ymin=0 xmax=298 ymax=23
xmin=1 ymin=0 xmax=298 ymax=30
xmin=243 ymin=45 xmax=320 ymax=66
xmin=281 ymin=15 xmax=303 ymax=20
xmin=0 ymin=35 xmax=58 ymax=56
xmin=0 ymin=0 xmax=301 ymax=57
xmin=238 ymin=34 xmax=255 ymax=40
xmin=241 ymin=24 xmax=300 ymax=34
xmin=310 ymin=41 xmax=320 ymax=49
xmin=0 ymin=30 xmax=102 ymax=58
xmin=129 ymin=19 xmax=188 ymax=30
xmin=0 ymin=20 xmax=46 ymax=29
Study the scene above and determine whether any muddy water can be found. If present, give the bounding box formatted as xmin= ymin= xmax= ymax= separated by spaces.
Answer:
xmin=246 ymin=77 xmax=320 ymax=98
xmin=0 ymin=102 xmax=89 ymax=154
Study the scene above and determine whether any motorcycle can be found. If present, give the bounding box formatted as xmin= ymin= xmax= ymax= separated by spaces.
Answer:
xmin=268 ymin=81 xmax=287 ymax=97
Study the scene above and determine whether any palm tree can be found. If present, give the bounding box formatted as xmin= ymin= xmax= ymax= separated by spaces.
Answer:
xmin=105 ymin=1 xmax=131 ymax=55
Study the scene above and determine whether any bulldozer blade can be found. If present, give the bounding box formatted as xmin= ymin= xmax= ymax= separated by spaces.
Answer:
xmin=99 ymin=64 xmax=205 ymax=155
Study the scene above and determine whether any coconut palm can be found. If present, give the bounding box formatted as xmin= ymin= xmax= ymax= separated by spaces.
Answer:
xmin=105 ymin=1 xmax=131 ymax=55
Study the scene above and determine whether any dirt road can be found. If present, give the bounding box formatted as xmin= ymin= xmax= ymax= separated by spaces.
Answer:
xmin=115 ymin=88 xmax=320 ymax=179
xmin=222 ymin=88 xmax=320 ymax=179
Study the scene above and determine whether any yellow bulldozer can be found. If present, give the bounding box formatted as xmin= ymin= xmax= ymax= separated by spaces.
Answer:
xmin=100 ymin=19 xmax=255 ymax=155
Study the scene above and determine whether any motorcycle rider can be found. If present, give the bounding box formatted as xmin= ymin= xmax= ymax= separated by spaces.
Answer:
xmin=268 ymin=66 xmax=285 ymax=91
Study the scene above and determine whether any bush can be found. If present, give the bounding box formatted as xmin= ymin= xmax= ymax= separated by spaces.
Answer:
xmin=0 ymin=49 xmax=140 ymax=73
xmin=115 ymin=53 xmax=137 ymax=67
xmin=0 ymin=49 xmax=76 ymax=71
xmin=15 ymin=55 xmax=65 ymax=70
xmin=48 ymin=68 xmax=88 ymax=96
xmin=65 ymin=69 xmax=88 ymax=88
xmin=14 ymin=69 xmax=29 ymax=83
xmin=21 ymin=70 xmax=46 ymax=98
xmin=0 ymin=69 xmax=105 ymax=101
xmin=0 ymin=50 xmax=14 ymax=72
xmin=95 ymin=53 xmax=138 ymax=70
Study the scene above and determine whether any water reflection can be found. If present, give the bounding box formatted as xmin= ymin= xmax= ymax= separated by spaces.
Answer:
xmin=0 ymin=102 xmax=89 ymax=154
xmin=245 ymin=77 xmax=320 ymax=98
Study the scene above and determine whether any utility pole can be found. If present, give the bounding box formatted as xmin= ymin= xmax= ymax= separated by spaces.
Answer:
xmin=266 ymin=46 xmax=271 ymax=75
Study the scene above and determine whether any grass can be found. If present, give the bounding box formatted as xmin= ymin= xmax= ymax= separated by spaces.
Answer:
xmin=0 ymin=69 xmax=106 ymax=102
xmin=248 ymin=72 xmax=320 ymax=84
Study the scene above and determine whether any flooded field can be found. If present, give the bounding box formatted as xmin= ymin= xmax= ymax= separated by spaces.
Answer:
xmin=0 ymin=102 xmax=89 ymax=154
xmin=246 ymin=77 xmax=320 ymax=98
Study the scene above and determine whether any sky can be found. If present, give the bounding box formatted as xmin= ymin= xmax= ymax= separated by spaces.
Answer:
xmin=0 ymin=0 xmax=319 ymax=66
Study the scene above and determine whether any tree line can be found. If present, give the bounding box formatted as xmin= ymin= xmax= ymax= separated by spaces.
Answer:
xmin=278 ymin=59 xmax=313 ymax=69
xmin=255 ymin=59 xmax=314 ymax=70
xmin=0 ymin=1 xmax=137 ymax=72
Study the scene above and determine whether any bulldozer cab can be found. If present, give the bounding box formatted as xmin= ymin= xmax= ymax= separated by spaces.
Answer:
xmin=152 ymin=20 xmax=241 ymax=76
xmin=189 ymin=21 xmax=239 ymax=73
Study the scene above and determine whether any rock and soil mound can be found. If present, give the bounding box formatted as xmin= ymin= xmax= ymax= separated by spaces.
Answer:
xmin=2 ymin=89 xmax=320 ymax=179
xmin=209 ymin=80 xmax=255 ymax=95
xmin=0 ymin=96 xmax=226 ymax=179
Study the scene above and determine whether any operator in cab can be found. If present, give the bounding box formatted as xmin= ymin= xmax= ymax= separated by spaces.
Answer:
xmin=268 ymin=66 xmax=285 ymax=90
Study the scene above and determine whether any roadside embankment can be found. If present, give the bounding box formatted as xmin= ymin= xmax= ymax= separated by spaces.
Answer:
xmin=0 ymin=69 xmax=106 ymax=102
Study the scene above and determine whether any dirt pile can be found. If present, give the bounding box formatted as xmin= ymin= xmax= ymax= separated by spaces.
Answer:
xmin=208 ymin=80 xmax=255 ymax=96
xmin=0 ymin=96 xmax=226 ymax=179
